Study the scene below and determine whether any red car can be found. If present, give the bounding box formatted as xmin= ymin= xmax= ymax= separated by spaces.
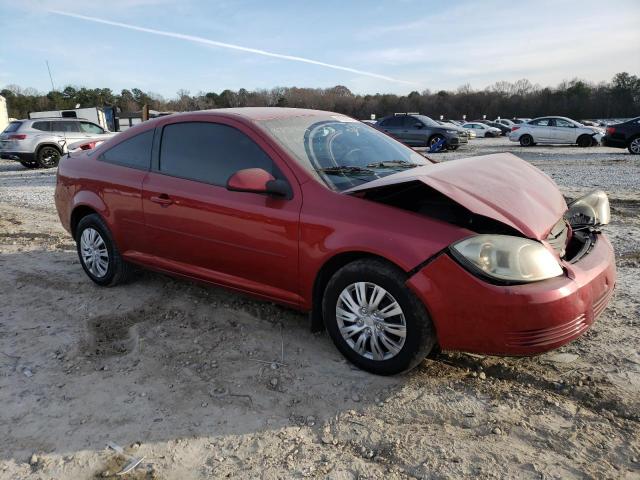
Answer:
xmin=55 ymin=108 xmax=616 ymax=375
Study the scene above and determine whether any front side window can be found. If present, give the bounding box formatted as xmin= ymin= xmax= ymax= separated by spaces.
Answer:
xmin=51 ymin=121 xmax=80 ymax=133
xmin=159 ymin=122 xmax=276 ymax=186
xmin=80 ymin=122 xmax=105 ymax=134
xmin=380 ymin=116 xmax=403 ymax=128
xmin=554 ymin=118 xmax=574 ymax=128
xmin=100 ymin=129 xmax=153 ymax=170
xmin=259 ymin=114 xmax=427 ymax=192
xmin=531 ymin=118 xmax=551 ymax=126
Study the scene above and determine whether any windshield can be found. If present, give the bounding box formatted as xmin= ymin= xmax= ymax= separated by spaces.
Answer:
xmin=413 ymin=115 xmax=440 ymax=127
xmin=259 ymin=115 xmax=428 ymax=191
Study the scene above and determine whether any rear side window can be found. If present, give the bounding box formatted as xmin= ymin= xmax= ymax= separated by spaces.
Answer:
xmin=32 ymin=121 xmax=51 ymax=132
xmin=380 ymin=117 xmax=403 ymax=127
xmin=100 ymin=130 xmax=153 ymax=170
xmin=159 ymin=122 xmax=276 ymax=186
xmin=3 ymin=121 xmax=22 ymax=133
xmin=51 ymin=121 xmax=80 ymax=133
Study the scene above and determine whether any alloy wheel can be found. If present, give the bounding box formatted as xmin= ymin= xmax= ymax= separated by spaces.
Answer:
xmin=630 ymin=138 xmax=640 ymax=154
xmin=80 ymin=227 xmax=109 ymax=278
xmin=336 ymin=282 xmax=407 ymax=361
xmin=38 ymin=147 xmax=60 ymax=168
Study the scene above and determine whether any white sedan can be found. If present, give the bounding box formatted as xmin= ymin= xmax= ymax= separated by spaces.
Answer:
xmin=509 ymin=116 xmax=604 ymax=147
xmin=462 ymin=122 xmax=502 ymax=138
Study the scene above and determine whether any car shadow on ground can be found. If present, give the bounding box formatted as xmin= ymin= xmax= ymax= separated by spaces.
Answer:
xmin=0 ymin=248 xmax=407 ymax=461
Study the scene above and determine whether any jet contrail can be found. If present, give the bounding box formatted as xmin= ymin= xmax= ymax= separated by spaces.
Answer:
xmin=49 ymin=10 xmax=416 ymax=85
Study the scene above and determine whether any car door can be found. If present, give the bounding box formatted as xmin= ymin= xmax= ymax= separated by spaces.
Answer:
xmin=552 ymin=118 xmax=578 ymax=143
xmin=400 ymin=116 xmax=425 ymax=146
xmin=50 ymin=120 xmax=85 ymax=149
xmin=141 ymin=118 xmax=302 ymax=306
xmin=528 ymin=118 xmax=553 ymax=142
xmin=79 ymin=121 xmax=109 ymax=138
xmin=379 ymin=116 xmax=407 ymax=143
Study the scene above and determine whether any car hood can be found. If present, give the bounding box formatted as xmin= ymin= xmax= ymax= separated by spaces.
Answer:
xmin=344 ymin=153 xmax=567 ymax=240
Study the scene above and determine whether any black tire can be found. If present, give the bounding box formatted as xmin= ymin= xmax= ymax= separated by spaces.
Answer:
xmin=75 ymin=214 xmax=134 ymax=286
xmin=36 ymin=145 xmax=62 ymax=168
xmin=428 ymin=135 xmax=446 ymax=152
xmin=519 ymin=134 xmax=534 ymax=147
xmin=19 ymin=160 xmax=39 ymax=169
xmin=577 ymin=135 xmax=593 ymax=148
xmin=627 ymin=136 xmax=640 ymax=155
xmin=322 ymin=259 xmax=436 ymax=375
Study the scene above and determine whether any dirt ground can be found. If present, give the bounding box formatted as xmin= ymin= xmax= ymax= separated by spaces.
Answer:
xmin=0 ymin=137 xmax=639 ymax=479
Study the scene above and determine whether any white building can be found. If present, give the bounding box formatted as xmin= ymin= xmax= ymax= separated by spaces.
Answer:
xmin=0 ymin=95 xmax=8 ymax=132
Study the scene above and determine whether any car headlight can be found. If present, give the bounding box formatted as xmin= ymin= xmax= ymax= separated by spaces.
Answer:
xmin=565 ymin=190 xmax=610 ymax=226
xmin=446 ymin=130 xmax=458 ymax=134
xmin=451 ymin=235 xmax=563 ymax=283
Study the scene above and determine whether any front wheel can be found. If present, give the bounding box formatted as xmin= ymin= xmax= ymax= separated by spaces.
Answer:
xmin=628 ymin=136 xmax=640 ymax=155
xmin=428 ymin=135 xmax=446 ymax=152
xmin=322 ymin=259 xmax=436 ymax=375
xmin=75 ymin=214 xmax=133 ymax=286
xmin=577 ymin=135 xmax=593 ymax=148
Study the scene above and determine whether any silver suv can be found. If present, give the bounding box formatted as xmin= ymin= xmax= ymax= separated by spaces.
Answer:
xmin=0 ymin=118 xmax=115 ymax=168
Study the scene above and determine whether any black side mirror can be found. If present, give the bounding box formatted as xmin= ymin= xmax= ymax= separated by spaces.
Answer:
xmin=266 ymin=179 xmax=292 ymax=199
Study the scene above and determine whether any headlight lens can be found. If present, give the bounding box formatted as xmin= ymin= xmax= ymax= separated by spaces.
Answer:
xmin=566 ymin=190 xmax=610 ymax=226
xmin=446 ymin=130 xmax=458 ymax=134
xmin=451 ymin=235 xmax=563 ymax=283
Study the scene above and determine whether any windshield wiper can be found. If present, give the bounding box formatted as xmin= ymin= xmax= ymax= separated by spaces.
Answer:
xmin=316 ymin=165 xmax=374 ymax=175
xmin=365 ymin=160 xmax=420 ymax=169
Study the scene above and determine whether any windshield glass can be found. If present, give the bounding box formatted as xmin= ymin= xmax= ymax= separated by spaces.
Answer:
xmin=259 ymin=115 xmax=428 ymax=191
xmin=413 ymin=115 xmax=440 ymax=127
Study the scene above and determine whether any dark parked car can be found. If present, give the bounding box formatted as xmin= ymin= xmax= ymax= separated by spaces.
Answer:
xmin=55 ymin=107 xmax=615 ymax=375
xmin=602 ymin=116 xmax=640 ymax=154
xmin=478 ymin=120 xmax=511 ymax=136
xmin=375 ymin=113 xmax=468 ymax=151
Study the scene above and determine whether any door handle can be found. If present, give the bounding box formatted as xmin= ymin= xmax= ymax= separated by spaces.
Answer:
xmin=150 ymin=194 xmax=173 ymax=206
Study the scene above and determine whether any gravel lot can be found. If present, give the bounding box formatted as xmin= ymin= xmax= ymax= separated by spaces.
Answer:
xmin=0 ymin=137 xmax=639 ymax=479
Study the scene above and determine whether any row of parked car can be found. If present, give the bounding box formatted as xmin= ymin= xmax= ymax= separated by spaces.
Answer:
xmin=367 ymin=113 xmax=640 ymax=153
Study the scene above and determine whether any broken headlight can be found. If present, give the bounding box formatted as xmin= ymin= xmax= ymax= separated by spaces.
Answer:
xmin=451 ymin=235 xmax=563 ymax=283
xmin=565 ymin=190 xmax=610 ymax=227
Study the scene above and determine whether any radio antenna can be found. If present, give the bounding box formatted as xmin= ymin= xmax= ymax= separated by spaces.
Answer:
xmin=46 ymin=60 xmax=56 ymax=91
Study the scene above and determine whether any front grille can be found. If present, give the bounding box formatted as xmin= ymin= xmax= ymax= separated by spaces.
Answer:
xmin=547 ymin=219 xmax=569 ymax=257
xmin=505 ymin=313 xmax=589 ymax=348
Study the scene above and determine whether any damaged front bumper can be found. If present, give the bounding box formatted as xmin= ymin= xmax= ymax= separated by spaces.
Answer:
xmin=406 ymin=233 xmax=616 ymax=355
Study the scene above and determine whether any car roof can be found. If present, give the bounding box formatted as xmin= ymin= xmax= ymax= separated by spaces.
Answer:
xmin=166 ymin=107 xmax=340 ymax=122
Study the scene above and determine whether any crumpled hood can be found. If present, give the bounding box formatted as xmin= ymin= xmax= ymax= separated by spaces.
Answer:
xmin=345 ymin=153 xmax=567 ymax=240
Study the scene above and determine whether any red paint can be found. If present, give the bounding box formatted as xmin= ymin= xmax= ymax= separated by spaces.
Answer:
xmin=227 ymin=168 xmax=275 ymax=193
xmin=55 ymin=108 xmax=616 ymax=356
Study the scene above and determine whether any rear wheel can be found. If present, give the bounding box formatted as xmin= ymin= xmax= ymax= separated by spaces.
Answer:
xmin=36 ymin=145 xmax=61 ymax=168
xmin=519 ymin=134 xmax=534 ymax=147
xmin=75 ymin=214 xmax=134 ymax=286
xmin=628 ymin=136 xmax=640 ymax=155
xmin=577 ymin=135 xmax=593 ymax=148
xmin=322 ymin=259 xmax=436 ymax=375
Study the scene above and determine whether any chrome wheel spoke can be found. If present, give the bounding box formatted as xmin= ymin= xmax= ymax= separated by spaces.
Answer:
xmin=339 ymin=290 xmax=361 ymax=315
xmin=379 ymin=332 xmax=402 ymax=356
xmin=340 ymin=324 xmax=366 ymax=339
xmin=382 ymin=323 xmax=406 ymax=338
xmin=379 ymin=301 xmax=402 ymax=319
xmin=354 ymin=282 xmax=367 ymax=307
xmin=368 ymin=285 xmax=386 ymax=310
xmin=370 ymin=332 xmax=384 ymax=361
xmin=353 ymin=333 xmax=367 ymax=355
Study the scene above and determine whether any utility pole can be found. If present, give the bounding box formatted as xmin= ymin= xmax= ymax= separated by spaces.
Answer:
xmin=45 ymin=60 xmax=56 ymax=92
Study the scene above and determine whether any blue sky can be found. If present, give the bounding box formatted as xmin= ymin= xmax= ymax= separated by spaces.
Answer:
xmin=0 ymin=0 xmax=638 ymax=98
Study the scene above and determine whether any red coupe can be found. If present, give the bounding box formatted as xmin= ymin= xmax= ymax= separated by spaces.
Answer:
xmin=55 ymin=108 xmax=616 ymax=374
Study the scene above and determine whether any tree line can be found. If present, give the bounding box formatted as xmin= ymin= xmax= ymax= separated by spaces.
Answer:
xmin=2 ymin=72 xmax=638 ymax=122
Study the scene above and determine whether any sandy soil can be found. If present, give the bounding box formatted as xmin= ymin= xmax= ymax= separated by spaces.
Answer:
xmin=0 ymin=138 xmax=639 ymax=479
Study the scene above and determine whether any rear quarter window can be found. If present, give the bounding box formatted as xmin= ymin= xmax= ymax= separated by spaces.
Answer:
xmin=99 ymin=130 xmax=153 ymax=170
xmin=3 ymin=121 xmax=22 ymax=133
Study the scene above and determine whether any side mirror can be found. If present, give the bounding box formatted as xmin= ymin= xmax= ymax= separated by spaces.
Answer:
xmin=226 ymin=168 xmax=291 ymax=198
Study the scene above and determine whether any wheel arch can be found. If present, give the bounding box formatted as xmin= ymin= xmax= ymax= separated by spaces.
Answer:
xmin=70 ymin=205 xmax=100 ymax=238
xmin=309 ymin=251 xmax=406 ymax=332
xmin=35 ymin=142 xmax=63 ymax=154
